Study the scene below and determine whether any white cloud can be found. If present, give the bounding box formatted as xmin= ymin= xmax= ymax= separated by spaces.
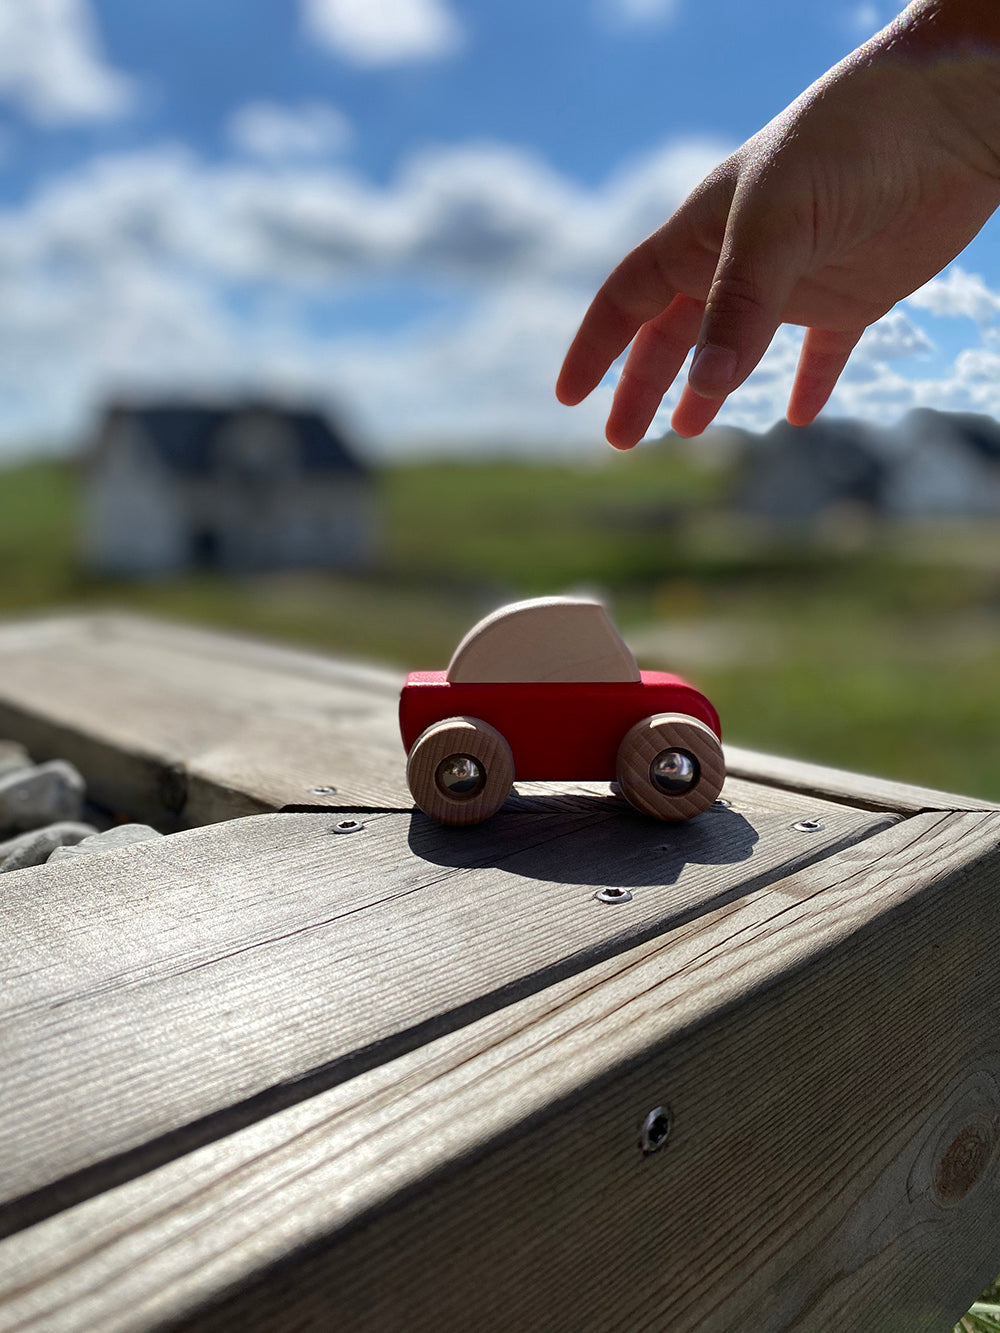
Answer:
xmin=0 ymin=135 xmax=728 ymax=295
xmin=227 ymin=102 xmax=353 ymax=160
xmin=907 ymin=266 xmax=1000 ymax=325
xmin=847 ymin=4 xmax=878 ymax=33
xmin=597 ymin=0 xmax=680 ymax=29
xmin=0 ymin=134 xmax=730 ymax=453
xmin=322 ymin=284 xmax=615 ymax=453
xmin=0 ymin=135 xmax=996 ymax=456
xmin=855 ymin=310 xmax=934 ymax=361
xmin=825 ymin=296 xmax=1000 ymax=424
xmin=599 ymin=138 xmax=736 ymax=255
xmin=845 ymin=3 xmax=895 ymax=37
xmin=301 ymin=0 xmax=463 ymax=67
xmin=643 ymin=294 xmax=1000 ymax=440
xmin=0 ymin=0 xmax=133 ymax=125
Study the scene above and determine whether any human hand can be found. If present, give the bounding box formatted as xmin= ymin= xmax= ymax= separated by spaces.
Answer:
xmin=556 ymin=0 xmax=1000 ymax=444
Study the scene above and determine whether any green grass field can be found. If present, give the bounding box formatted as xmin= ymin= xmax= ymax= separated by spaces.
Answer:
xmin=3 ymin=448 xmax=1000 ymax=800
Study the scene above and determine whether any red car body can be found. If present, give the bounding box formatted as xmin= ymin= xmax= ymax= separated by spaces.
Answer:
xmin=399 ymin=670 xmax=722 ymax=783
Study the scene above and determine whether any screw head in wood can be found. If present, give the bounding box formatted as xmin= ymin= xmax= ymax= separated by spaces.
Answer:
xmin=332 ymin=819 xmax=364 ymax=834
xmin=649 ymin=748 xmax=699 ymax=796
xmin=594 ymin=887 xmax=633 ymax=904
xmin=434 ymin=754 xmax=485 ymax=799
xmin=640 ymin=1105 xmax=673 ymax=1155
xmin=713 ymin=797 xmax=732 ymax=809
xmin=310 ymin=785 xmax=338 ymax=796
xmin=792 ymin=819 xmax=825 ymax=832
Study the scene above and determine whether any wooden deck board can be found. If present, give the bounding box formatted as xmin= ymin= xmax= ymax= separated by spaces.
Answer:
xmin=0 ymin=614 xmax=407 ymax=823
xmin=724 ymin=743 xmax=1000 ymax=814
xmin=2 ymin=811 xmax=999 ymax=1332
xmin=0 ymin=782 xmax=893 ymax=1236
xmin=0 ymin=611 xmax=997 ymax=1332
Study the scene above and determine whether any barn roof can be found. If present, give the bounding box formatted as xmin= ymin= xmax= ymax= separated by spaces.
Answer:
xmin=98 ymin=402 xmax=368 ymax=476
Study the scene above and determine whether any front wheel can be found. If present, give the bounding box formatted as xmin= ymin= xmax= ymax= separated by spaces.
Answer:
xmin=616 ymin=712 xmax=724 ymax=821
xmin=406 ymin=716 xmax=515 ymax=826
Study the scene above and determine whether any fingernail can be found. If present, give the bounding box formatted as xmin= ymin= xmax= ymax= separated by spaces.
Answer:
xmin=690 ymin=344 xmax=737 ymax=396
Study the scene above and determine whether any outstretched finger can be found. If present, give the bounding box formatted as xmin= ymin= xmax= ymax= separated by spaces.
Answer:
xmin=556 ymin=244 xmax=677 ymax=407
xmin=671 ymin=383 xmax=727 ymax=438
xmin=686 ymin=194 xmax=812 ymax=403
xmin=605 ymin=293 xmax=704 ymax=449
xmin=786 ymin=326 xmax=865 ymax=426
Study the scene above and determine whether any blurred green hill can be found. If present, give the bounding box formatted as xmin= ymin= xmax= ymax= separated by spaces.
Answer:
xmin=3 ymin=446 xmax=1000 ymax=800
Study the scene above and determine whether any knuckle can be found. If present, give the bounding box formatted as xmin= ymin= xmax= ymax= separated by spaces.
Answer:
xmin=705 ymin=271 xmax=767 ymax=318
xmin=644 ymin=320 xmax=687 ymax=358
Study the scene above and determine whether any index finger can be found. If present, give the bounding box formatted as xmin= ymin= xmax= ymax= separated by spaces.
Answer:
xmin=556 ymin=243 xmax=677 ymax=406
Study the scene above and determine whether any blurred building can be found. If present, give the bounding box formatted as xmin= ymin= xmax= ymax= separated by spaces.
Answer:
xmin=81 ymin=401 xmax=376 ymax=576
xmin=734 ymin=417 xmax=886 ymax=522
xmin=880 ymin=408 xmax=1000 ymax=517
xmin=734 ymin=408 xmax=1000 ymax=523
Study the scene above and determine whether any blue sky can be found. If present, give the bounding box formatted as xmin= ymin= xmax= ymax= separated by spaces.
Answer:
xmin=0 ymin=0 xmax=998 ymax=458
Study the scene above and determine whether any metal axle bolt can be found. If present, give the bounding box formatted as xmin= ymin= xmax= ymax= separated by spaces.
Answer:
xmin=649 ymin=748 xmax=699 ymax=796
xmin=435 ymin=754 xmax=485 ymax=799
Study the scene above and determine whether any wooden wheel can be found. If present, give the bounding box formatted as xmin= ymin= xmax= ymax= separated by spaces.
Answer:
xmin=406 ymin=716 xmax=515 ymax=826
xmin=616 ymin=712 xmax=724 ymax=821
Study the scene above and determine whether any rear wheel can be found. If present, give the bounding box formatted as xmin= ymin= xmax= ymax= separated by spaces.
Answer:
xmin=616 ymin=712 xmax=724 ymax=821
xmin=406 ymin=716 xmax=515 ymax=826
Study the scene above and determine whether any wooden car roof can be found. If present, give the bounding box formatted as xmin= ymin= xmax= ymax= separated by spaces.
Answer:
xmin=446 ymin=597 xmax=640 ymax=684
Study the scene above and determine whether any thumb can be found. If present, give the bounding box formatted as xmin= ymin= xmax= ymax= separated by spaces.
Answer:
xmin=687 ymin=197 xmax=811 ymax=399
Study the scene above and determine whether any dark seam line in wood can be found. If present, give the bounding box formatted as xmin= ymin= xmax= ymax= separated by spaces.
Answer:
xmin=275 ymin=802 xmax=628 ymax=816
xmin=720 ymin=768 xmax=986 ymax=816
xmin=498 ymin=817 xmax=946 ymax=1058
xmin=0 ymin=812 xmax=900 ymax=1242
xmin=278 ymin=804 xmax=413 ymax=814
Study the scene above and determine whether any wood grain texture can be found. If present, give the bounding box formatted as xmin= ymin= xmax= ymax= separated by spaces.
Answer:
xmin=616 ymin=712 xmax=725 ymax=820
xmin=446 ymin=597 xmax=640 ymax=683
xmin=0 ymin=783 xmax=892 ymax=1236
xmin=2 ymin=812 xmax=1000 ymax=1333
xmin=405 ymin=716 xmax=515 ymax=824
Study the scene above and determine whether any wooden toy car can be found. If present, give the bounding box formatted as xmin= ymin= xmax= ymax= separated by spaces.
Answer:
xmin=399 ymin=596 xmax=724 ymax=825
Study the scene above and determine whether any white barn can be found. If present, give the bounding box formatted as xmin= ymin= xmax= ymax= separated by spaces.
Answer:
xmin=81 ymin=402 xmax=377 ymax=576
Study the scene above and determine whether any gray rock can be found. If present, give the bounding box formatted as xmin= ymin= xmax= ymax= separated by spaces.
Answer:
xmin=0 ymin=822 xmax=99 ymax=872
xmin=48 ymin=823 xmax=163 ymax=863
xmin=0 ymin=760 xmax=85 ymax=832
xmin=0 ymin=741 xmax=30 ymax=778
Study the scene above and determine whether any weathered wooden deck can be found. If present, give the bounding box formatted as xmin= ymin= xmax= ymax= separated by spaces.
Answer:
xmin=0 ymin=614 xmax=998 ymax=1331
